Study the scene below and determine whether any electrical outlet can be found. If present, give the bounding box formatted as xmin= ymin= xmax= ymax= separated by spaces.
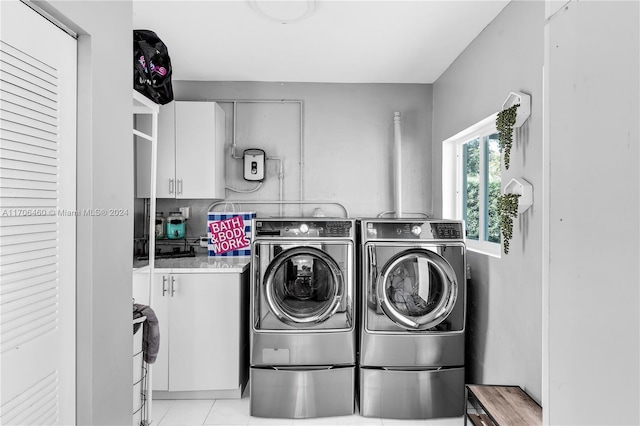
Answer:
xmin=179 ymin=207 xmax=190 ymax=219
xmin=199 ymin=236 xmax=208 ymax=248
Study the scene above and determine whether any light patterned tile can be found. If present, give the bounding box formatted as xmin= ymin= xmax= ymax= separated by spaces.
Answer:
xmin=150 ymin=399 xmax=174 ymax=424
xmin=247 ymin=415 xmax=295 ymax=425
xmin=380 ymin=415 xmax=464 ymax=426
xmin=293 ymin=415 xmax=359 ymax=425
xmin=336 ymin=415 xmax=384 ymax=425
xmin=380 ymin=419 xmax=428 ymax=426
xmin=157 ymin=399 xmax=215 ymax=426
xmin=156 ymin=397 xmax=447 ymax=426
xmin=424 ymin=417 xmax=464 ymax=426
xmin=204 ymin=398 xmax=251 ymax=425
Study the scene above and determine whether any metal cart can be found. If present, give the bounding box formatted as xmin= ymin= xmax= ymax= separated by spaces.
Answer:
xmin=133 ymin=316 xmax=149 ymax=426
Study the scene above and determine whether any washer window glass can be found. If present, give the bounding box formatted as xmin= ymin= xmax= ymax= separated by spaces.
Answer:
xmin=378 ymin=249 xmax=457 ymax=329
xmin=265 ymin=246 xmax=343 ymax=324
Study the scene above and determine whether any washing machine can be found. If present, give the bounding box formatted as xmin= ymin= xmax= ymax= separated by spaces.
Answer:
xmin=250 ymin=218 xmax=356 ymax=418
xmin=358 ymin=218 xmax=466 ymax=419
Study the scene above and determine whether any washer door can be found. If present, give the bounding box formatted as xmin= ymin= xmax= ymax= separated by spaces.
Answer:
xmin=376 ymin=248 xmax=458 ymax=330
xmin=264 ymin=246 xmax=344 ymax=325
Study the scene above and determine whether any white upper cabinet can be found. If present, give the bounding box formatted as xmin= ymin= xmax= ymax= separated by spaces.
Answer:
xmin=155 ymin=102 xmax=176 ymax=198
xmin=137 ymin=101 xmax=226 ymax=199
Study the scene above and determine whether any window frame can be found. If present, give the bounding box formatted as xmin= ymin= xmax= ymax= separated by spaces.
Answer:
xmin=442 ymin=113 xmax=502 ymax=257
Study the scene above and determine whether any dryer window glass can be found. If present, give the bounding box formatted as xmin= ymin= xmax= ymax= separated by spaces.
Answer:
xmin=254 ymin=243 xmax=353 ymax=331
xmin=370 ymin=247 xmax=463 ymax=331
xmin=385 ymin=256 xmax=445 ymax=317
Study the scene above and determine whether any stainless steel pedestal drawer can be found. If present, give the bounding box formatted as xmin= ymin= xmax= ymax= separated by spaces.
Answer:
xmin=359 ymin=366 xmax=464 ymax=419
xmin=250 ymin=365 xmax=355 ymax=418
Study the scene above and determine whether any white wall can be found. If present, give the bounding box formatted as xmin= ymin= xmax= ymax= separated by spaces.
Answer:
xmin=544 ymin=1 xmax=640 ymax=424
xmin=167 ymin=81 xmax=433 ymax=221
xmin=30 ymin=2 xmax=639 ymax=424
xmin=432 ymin=1 xmax=544 ymax=402
xmin=40 ymin=1 xmax=134 ymax=424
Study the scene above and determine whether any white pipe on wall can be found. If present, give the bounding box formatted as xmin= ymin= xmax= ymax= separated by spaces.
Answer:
xmin=209 ymin=99 xmax=304 ymax=212
xmin=298 ymin=101 xmax=305 ymax=214
xmin=393 ymin=112 xmax=403 ymax=218
xmin=266 ymin=156 xmax=284 ymax=216
xmin=231 ymin=101 xmax=242 ymax=159
xmin=208 ymin=200 xmax=350 ymax=218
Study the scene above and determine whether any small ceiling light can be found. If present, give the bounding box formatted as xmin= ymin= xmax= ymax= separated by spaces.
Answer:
xmin=249 ymin=0 xmax=316 ymax=24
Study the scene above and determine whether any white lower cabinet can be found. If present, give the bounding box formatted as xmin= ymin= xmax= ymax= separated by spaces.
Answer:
xmin=152 ymin=271 xmax=248 ymax=393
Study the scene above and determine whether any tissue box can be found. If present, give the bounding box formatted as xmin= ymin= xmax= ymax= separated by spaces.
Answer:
xmin=207 ymin=212 xmax=256 ymax=257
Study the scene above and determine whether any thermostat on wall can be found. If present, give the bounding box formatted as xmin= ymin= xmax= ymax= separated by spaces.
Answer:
xmin=243 ymin=149 xmax=265 ymax=181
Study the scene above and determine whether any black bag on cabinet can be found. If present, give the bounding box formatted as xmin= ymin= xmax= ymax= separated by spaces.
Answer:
xmin=133 ymin=30 xmax=174 ymax=105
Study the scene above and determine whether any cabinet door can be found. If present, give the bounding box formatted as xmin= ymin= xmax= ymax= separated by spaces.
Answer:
xmin=168 ymin=273 xmax=239 ymax=392
xmin=151 ymin=273 xmax=170 ymax=391
xmin=212 ymin=103 xmax=226 ymax=199
xmin=174 ymin=102 xmax=225 ymax=199
xmin=156 ymin=103 xmax=176 ymax=198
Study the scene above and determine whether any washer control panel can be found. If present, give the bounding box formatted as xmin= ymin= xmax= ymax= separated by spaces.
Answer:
xmin=255 ymin=219 xmax=354 ymax=238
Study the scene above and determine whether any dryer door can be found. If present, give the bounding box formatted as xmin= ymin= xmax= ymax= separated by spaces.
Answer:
xmin=376 ymin=248 xmax=458 ymax=330
xmin=254 ymin=242 xmax=353 ymax=331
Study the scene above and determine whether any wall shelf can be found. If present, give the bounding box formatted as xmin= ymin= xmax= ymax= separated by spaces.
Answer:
xmin=132 ymin=89 xmax=159 ymax=424
xmin=504 ymin=177 xmax=533 ymax=214
xmin=132 ymin=89 xmax=159 ymax=271
xmin=134 ymin=90 xmax=159 ymax=115
xmin=502 ymin=91 xmax=531 ymax=128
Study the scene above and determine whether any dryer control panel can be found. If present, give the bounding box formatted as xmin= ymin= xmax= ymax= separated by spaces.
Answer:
xmin=363 ymin=220 xmax=463 ymax=241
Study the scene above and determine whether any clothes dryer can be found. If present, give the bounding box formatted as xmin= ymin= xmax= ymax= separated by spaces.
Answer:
xmin=358 ymin=219 xmax=466 ymax=419
xmin=250 ymin=218 xmax=356 ymax=418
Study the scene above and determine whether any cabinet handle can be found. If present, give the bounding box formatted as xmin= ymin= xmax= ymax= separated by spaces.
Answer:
xmin=162 ymin=275 xmax=168 ymax=296
xmin=170 ymin=276 xmax=176 ymax=297
xmin=169 ymin=178 xmax=174 ymax=194
xmin=177 ymin=179 xmax=182 ymax=195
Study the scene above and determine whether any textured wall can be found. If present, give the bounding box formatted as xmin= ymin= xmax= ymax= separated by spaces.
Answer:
xmin=167 ymin=81 xmax=433 ymax=222
xmin=545 ymin=1 xmax=639 ymax=423
xmin=432 ymin=0 xmax=544 ymax=403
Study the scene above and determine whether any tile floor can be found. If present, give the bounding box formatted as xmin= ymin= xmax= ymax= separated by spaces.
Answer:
xmin=150 ymin=395 xmax=465 ymax=426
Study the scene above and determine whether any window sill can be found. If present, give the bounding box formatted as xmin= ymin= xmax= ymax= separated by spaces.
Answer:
xmin=465 ymin=239 xmax=502 ymax=258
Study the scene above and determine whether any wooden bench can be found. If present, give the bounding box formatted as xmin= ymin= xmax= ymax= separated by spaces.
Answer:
xmin=465 ymin=385 xmax=542 ymax=426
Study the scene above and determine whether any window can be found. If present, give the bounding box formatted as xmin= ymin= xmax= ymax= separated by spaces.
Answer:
xmin=442 ymin=114 xmax=502 ymax=257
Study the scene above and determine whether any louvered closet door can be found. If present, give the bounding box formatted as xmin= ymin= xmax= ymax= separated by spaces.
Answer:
xmin=0 ymin=1 xmax=77 ymax=425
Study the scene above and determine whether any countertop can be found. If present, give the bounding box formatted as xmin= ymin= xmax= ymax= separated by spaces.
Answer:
xmin=133 ymin=254 xmax=249 ymax=273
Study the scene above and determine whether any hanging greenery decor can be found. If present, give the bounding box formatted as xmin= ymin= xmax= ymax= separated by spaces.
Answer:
xmin=496 ymin=104 xmax=519 ymax=170
xmin=499 ymin=193 xmax=520 ymax=254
